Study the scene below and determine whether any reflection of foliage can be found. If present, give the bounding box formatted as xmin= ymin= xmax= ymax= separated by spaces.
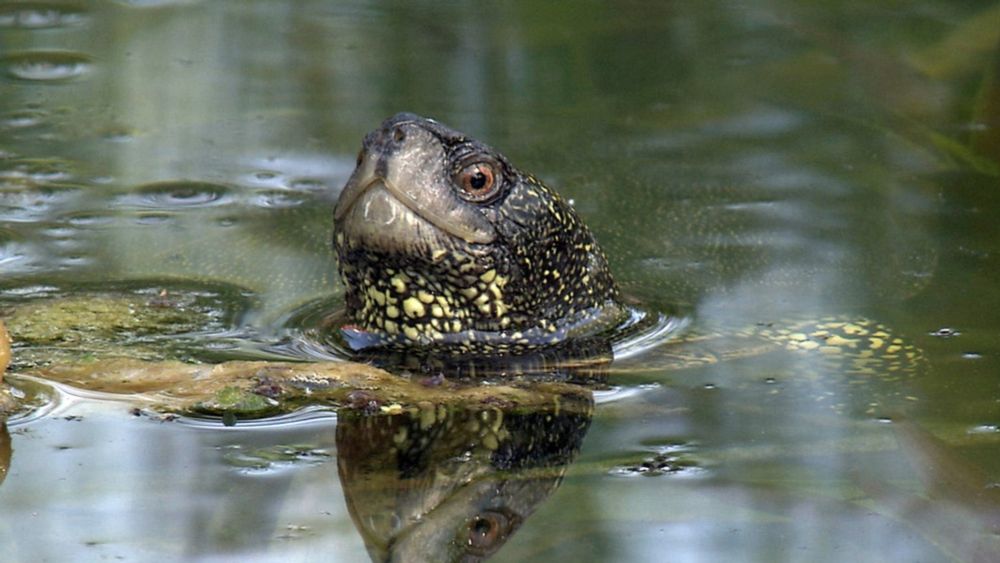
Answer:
xmin=970 ymin=38 xmax=1000 ymax=169
xmin=801 ymin=3 xmax=1000 ymax=175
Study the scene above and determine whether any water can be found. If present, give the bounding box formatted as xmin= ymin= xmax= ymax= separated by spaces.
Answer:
xmin=2 ymin=1 xmax=1000 ymax=561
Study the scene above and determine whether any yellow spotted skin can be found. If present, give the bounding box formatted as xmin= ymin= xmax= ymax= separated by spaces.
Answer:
xmin=754 ymin=317 xmax=925 ymax=378
xmin=641 ymin=316 xmax=925 ymax=378
xmin=333 ymin=114 xmax=623 ymax=355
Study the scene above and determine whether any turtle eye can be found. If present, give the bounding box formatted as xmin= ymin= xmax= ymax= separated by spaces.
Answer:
xmin=455 ymin=161 xmax=500 ymax=202
xmin=465 ymin=510 xmax=512 ymax=555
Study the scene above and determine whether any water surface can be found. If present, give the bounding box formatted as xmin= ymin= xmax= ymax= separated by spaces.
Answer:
xmin=2 ymin=1 xmax=1000 ymax=561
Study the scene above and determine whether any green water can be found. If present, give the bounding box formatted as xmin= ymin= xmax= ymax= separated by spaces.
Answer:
xmin=2 ymin=1 xmax=1000 ymax=561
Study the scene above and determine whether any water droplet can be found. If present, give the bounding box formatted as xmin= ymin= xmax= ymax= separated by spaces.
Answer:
xmin=120 ymin=180 xmax=232 ymax=209
xmin=0 ymin=3 xmax=86 ymax=29
xmin=1 ymin=51 xmax=92 ymax=82
xmin=929 ymin=327 xmax=960 ymax=338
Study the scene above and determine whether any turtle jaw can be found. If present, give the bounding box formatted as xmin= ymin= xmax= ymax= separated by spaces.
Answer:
xmin=335 ymin=177 xmax=446 ymax=258
xmin=334 ymin=115 xmax=497 ymax=248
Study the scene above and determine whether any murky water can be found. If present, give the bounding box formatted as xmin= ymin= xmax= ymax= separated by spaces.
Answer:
xmin=2 ymin=1 xmax=1000 ymax=561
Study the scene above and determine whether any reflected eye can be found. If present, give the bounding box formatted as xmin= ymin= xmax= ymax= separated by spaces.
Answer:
xmin=455 ymin=161 xmax=500 ymax=202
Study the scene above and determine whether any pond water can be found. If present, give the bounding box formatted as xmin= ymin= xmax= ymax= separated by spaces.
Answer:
xmin=2 ymin=1 xmax=1000 ymax=561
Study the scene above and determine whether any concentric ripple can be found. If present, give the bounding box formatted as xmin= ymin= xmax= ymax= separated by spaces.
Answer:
xmin=116 ymin=180 xmax=233 ymax=209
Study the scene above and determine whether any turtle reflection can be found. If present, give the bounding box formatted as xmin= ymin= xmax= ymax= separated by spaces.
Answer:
xmin=336 ymin=388 xmax=593 ymax=562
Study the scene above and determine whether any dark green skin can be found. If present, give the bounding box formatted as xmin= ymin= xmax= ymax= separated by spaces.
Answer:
xmin=333 ymin=113 xmax=622 ymax=354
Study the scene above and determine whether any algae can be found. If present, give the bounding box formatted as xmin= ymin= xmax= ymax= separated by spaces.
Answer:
xmin=0 ymin=285 xmax=248 ymax=368
xmin=6 ymin=294 xmax=212 ymax=345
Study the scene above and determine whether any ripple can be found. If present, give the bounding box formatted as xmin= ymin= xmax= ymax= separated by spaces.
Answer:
xmin=1 ymin=109 xmax=48 ymax=129
xmin=288 ymin=178 xmax=328 ymax=192
xmin=253 ymin=190 xmax=306 ymax=208
xmin=64 ymin=211 xmax=114 ymax=226
xmin=100 ymin=125 xmax=135 ymax=142
xmin=609 ymin=447 xmax=705 ymax=478
xmin=929 ymin=327 xmax=960 ymax=338
xmin=612 ymin=308 xmax=690 ymax=360
xmin=0 ymin=158 xmax=73 ymax=183
xmin=0 ymin=3 xmax=87 ymax=29
xmin=0 ymin=244 xmax=26 ymax=269
xmin=0 ymin=185 xmax=81 ymax=222
xmin=0 ymin=284 xmax=59 ymax=297
xmin=133 ymin=213 xmax=174 ymax=225
xmin=175 ymin=405 xmax=338 ymax=430
xmin=243 ymin=170 xmax=284 ymax=187
xmin=220 ymin=442 xmax=333 ymax=474
xmin=594 ymin=386 xmax=650 ymax=405
xmin=1 ymin=51 xmax=92 ymax=82
xmin=118 ymin=180 xmax=232 ymax=209
xmin=3 ymin=376 xmax=61 ymax=427
xmin=117 ymin=0 xmax=200 ymax=7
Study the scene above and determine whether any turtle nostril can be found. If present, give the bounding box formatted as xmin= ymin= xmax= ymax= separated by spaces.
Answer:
xmin=391 ymin=126 xmax=406 ymax=143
